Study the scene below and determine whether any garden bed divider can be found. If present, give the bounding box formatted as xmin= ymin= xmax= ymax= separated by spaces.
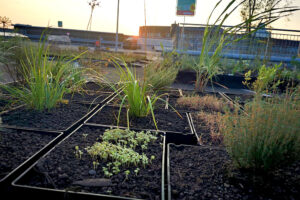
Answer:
xmin=11 ymin=124 xmax=166 ymax=200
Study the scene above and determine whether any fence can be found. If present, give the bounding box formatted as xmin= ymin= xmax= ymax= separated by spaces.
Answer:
xmin=174 ymin=23 xmax=300 ymax=65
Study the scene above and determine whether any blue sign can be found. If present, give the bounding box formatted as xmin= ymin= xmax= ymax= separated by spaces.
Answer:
xmin=177 ymin=0 xmax=196 ymax=16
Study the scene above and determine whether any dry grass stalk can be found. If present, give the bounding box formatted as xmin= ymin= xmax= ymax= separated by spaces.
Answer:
xmin=195 ymin=111 xmax=224 ymax=144
xmin=177 ymin=95 xmax=231 ymax=112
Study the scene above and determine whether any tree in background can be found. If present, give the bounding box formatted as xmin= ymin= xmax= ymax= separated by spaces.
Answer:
xmin=240 ymin=0 xmax=295 ymax=32
xmin=0 ymin=16 xmax=12 ymax=37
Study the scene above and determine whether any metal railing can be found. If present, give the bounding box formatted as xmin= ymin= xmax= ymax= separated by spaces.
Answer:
xmin=175 ymin=23 xmax=300 ymax=65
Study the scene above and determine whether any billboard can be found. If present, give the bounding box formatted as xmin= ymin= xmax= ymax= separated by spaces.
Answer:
xmin=176 ymin=0 xmax=196 ymax=16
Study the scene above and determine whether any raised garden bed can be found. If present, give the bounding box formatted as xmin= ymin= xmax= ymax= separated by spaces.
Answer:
xmin=86 ymin=105 xmax=192 ymax=134
xmin=0 ymin=128 xmax=62 ymax=186
xmin=12 ymin=125 xmax=165 ymax=200
xmin=167 ymin=144 xmax=300 ymax=200
xmin=0 ymin=102 xmax=98 ymax=132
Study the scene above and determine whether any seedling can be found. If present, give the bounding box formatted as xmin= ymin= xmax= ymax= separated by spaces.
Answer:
xmin=134 ymin=168 xmax=140 ymax=176
xmin=93 ymin=161 xmax=99 ymax=170
xmin=124 ymin=170 xmax=130 ymax=180
xmin=74 ymin=146 xmax=83 ymax=159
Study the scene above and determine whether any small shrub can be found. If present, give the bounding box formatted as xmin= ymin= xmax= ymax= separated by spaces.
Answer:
xmin=223 ymin=95 xmax=300 ymax=172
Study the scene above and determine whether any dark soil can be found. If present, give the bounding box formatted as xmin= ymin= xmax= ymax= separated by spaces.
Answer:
xmin=63 ymin=91 xmax=111 ymax=104
xmin=0 ymin=95 xmax=21 ymax=113
xmin=0 ymin=98 xmax=11 ymax=112
xmin=1 ymin=103 xmax=96 ymax=131
xmin=0 ymin=128 xmax=57 ymax=180
xmin=20 ymin=126 xmax=163 ymax=200
xmin=151 ymin=97 xmax=199 ymax=113
xmin=82 ymin=82 xmax=115 ymax=92
xmin=169 ymin=144 xmax=300 ymax=200
xmin=88 ymin=105 xmax=191 ymax=133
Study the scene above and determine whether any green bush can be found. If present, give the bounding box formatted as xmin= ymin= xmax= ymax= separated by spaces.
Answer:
xmin=1 ymin=36 xmax=85 ymax=111
xmin=223 ymin=95 xmax=300 ymax=172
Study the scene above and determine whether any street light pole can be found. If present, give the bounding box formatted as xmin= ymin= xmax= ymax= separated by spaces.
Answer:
xmin=115 ymin=0 xmax=120 ymax=52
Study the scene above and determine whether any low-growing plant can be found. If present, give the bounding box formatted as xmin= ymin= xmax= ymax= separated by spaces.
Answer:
xmin=101 ymin=128 xmax=157 ymax=150
xmin=85 ymin=128 xmax=159 ymax=178
xmin=222 ymin=94 xmax=300 ymax=172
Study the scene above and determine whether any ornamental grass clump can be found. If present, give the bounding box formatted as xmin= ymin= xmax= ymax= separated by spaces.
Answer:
xmin=1 ymin=35 xmax=86 ymax=111
xmin=144 ymin=60 xmax=178 ymax=92
xmin=110 ymin=59 xmax=181 ymax=129
xmin=223 ymin=94 xmax=300 ymax=172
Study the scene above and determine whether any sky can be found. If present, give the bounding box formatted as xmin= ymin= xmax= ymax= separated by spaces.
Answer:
xmin=1 ymin=0 xmax=300 ymax=36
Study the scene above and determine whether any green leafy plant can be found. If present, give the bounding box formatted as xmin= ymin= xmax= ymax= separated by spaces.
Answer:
xmin=222 ymin=94 xmax=300 ymax=172
xmin=0 ymin=34 xmax=86 ymax=111
xmin=244 ymin=64 xmax=281 ymax=93
xmin=85 ymin=128 xmax=158 ymax=177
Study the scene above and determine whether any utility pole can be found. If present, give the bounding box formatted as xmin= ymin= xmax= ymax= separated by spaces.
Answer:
xmin=87 ymin=0 xmax=100 ymax=30
xmin=144 ymin=0 xmax=147 ymax=52
xmin=115 ymin=0 xmax=120 ymax=51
